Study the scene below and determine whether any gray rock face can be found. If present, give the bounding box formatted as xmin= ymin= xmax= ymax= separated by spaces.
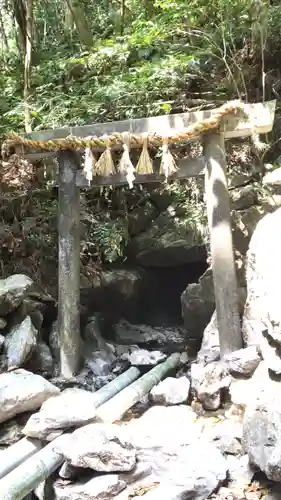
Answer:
xmin=229 ymin=361 xmax=281 ymax=409
xmin=4 ymin=316 xmax=38 ymax=369
xmin=125 ymin=405 xmax=228 ymax=500
xmin=203 ymin=417 xmax=243 ymax=455
xmin=23 ymin=388 xmax=104 ymax=440
xmin=150 ymin=376 xmax=190 ymax=405
xmin=243 ymin=393 xmax=281 ymax=481
xmin=114 ymin=320 xmax=185 ymax=352
xmin=242 ymin=208 xmax=281 ymax=374
xmin=0 ymin=369 xmax=59 ymax=424
xmin=53 ymin=474 xmax=126 ymax=500
xmin=197 ymin=311 xmax=219 ymax=365
xmin=181 ymin=268 xmax=215 ymax=342
xmin=60 ymin=423 xmax=136 ymax=472
xmin=0 ymin=274 xmax=33 ymax=315
xmin=223 ymin=346 xmax=260 ymax=376
xmin=191 ymin=361 xmax=231 ymax=410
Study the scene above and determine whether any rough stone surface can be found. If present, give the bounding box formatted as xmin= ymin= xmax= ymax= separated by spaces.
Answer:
xmin=229 ymin=360 xmax=281 ymax=409
xmin=4 ymin=316 xmax=38 ymax=369
xmin=60 ymin=423 xmax=136 ymax=472
xmin=191 ymin=361 xmax=231 ymax=410
xmin=202 ymin=417 xmax=243 ymax=455
xmin=53 ymin=474 xmax=126 ymax=500
xmin=181 ymin=268 xmax=215 ymax=342
xmin=23 ymin=388 xmax=103 ymax=440
xmin=0 ymin=369 xmax=59 ymax=424
xmin=243 ymin=392 xmax=281 ymax=481
xmin=129 ymin=212 xmax=207 ymax=267
xmin=124 ymin=348 xmax=167 ymax=366
xmin=197 ymin=311 xmax=219 ymax=365
xmin=223 ymin=346 xmax=260 ymax=376
xmin=150 ymin=376 xmax=190 ymax=405
xmin=114 ymin=320 xmax=185 ymax=352
xmin=0 ymin=274 xmax=33 ymax=315
xmin=242 ymin=208 xmax=281 ymax=374
xmin=0 ymin=318 xmax=7 ymax=329
xmin=26 ymin=341 xmax=53 ymax=375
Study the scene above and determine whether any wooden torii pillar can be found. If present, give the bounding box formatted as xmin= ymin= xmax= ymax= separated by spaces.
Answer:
xmin=13 ymin=100 xmax=276 ymax=377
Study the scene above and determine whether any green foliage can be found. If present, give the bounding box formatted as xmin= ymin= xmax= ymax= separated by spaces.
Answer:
xmin=91 ymin=217 xmax=129 ymax=263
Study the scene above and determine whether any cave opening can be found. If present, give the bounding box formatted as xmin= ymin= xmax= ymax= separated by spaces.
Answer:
xmin=139 ymin=259 xmax=208 ymax=327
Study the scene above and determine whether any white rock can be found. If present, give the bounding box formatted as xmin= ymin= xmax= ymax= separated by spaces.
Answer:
xmin=229 ymin=360 xmax=280 ymax=409
xmin=223 ymin=346 xmax=260 ymax=376
xmin=0 ymin=274 xmax=33 ymax=315
xmin=191 ymin=361 xmax=231 ymax=410
xmin=5 ymin=316 xmax=38 ymax=369
xmin=242 ymin=208 xmax=281 ymax=374
xmin=23 ymin=388 xmax=105 ymax=440
xmin=125 ymin=349 xmax=167 ymax=366
xmin=150 ymin=376 xmax=190 ymax=405
xmin=202 ymin=417 xmax=243 ymax=455
xmin=197 ymin=311 xmax=220 ymax=365
xmin=53 ymin=474 xmax=126 ymax=500
xmin=243 ymin=391 xmax=281 ymax=481
xmin=60 ymin=423 xmax=136 ymax=472
xmin=0 ymin=369 xmax=59 ymax=424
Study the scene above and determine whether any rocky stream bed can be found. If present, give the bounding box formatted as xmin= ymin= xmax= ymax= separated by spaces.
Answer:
xmin=2 ymin=201 xmax=281 ymax=499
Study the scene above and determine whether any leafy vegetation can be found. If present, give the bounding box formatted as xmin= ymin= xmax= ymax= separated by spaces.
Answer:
xmin=0 ymin=0 xmax=279 ymax=281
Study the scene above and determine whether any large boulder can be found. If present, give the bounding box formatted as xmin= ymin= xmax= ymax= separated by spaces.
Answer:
xmin=242 ymin=208 xmax=281 ymax=374
xmin=129 ymin=212 xmax=207 ymax=267
xmin=242 ymin=391 xmax=281 ymax=481
xmin=0 ymin=274 xmax=33 ymax=316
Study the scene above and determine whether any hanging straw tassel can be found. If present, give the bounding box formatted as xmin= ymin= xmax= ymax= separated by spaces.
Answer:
xmin=118 ymin=132 xmax=136 ymax=189
xmin=94 ymin=138 xmax=115 ymax=177
xmin=82 ymin=147 xmax=97 ymax=185
xmin=136 ymin=134 xmax=154 ymax=175
xmin=159 ymin=137 xmax=178 ymax=183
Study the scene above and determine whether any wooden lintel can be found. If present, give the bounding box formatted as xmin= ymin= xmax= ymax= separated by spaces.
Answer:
xmin=75 ymin=156 xmax=205 ymax=187
xmin=23 ymin=100 xmax=276 ymax=146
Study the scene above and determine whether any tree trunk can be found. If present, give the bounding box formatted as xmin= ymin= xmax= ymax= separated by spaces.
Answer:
xmin=23 ymin=0 xmax=33 ymax=133
xmin=65 ymin=0 xmax=93 ymax=47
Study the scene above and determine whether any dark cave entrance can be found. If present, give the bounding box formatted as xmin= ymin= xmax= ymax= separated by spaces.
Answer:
xmin=139 ymin=258 xmax=208 ymax=327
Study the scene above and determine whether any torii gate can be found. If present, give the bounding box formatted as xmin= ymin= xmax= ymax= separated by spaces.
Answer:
xmin=2 ymin=100 xmax=276 ymax=378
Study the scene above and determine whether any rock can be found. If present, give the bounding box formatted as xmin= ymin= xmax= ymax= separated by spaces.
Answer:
xmin=197 ymin=311 xmax=219 ymax=365
xmin=48 ymin=320 xmax=60 ymax=363
xmin=80 ymin=268 xmax=149 ymax=325
xmin=197 ymin=289 xmax=246 ymax=366
xmin=181 ymin=268 xmax=215 ymax=343
xmin=242 ymin=208 xmax=281 ymax=374
xmin=0 ymin=274 xmax=33 ymax=315
xmin=4 ymin=316 xmax=38 ymax=370
xmin=242 ymin=392 xmax=281 ymax=481
xmin=0 ymin=412 xmax=31 ymax=445
xmin=26 ymin=341 xmax=54 ymax=375
xmin=225 ymin=454 xmax=255 ymax=485
xmin=127 ymin=405 xmax=199 ymax=449
xmin=0 ymin=369 xmax=59 ymax=424
xmin=203 ymin=417 xmax=243 ymax=455
xmin=230 ymin=185 xmax=259 ymax=211
xmin=0 ymin=318 xmax=7 ymax=329
xmin=85 ymin=350 xmax=114 ymax=376
xmin=191 ymin=361 xmax=231 ymax=410
xmin=123 ymin=348 xmax=167 ymax=366
xmin=52 ymin=474 xmax=126 ymax=500
xmin=229 ymin=361 xmax=281 ymax=409
xmin=129 ymin=212 xmax=207 ymax=267
xmin=122 ymin=405 xmax=228 ymax=500
xmin=150 ymin=376 xmax=190 ymax=405
xmin=22 ymin=388 xmax=105 ymax=440
xmin=223 ymin=346 xmax=260 ymax=376
xmin=60 ymin=423 xmax=136 ymax=472
xmin=119 ymin=461 xmax=152 ymax=484
xmin=0 ymin=334 xmax=4 ymax=349
xmin=114 ymin=320 xmax=185 ymax=352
